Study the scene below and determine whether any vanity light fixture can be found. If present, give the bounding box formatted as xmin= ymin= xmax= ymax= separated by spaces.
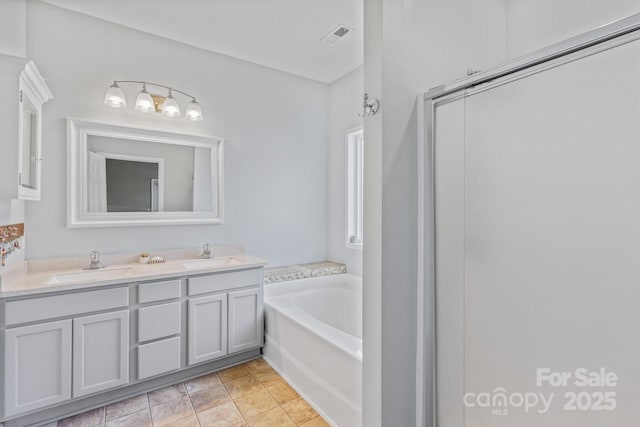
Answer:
xmin=103 ymin=81 xmax=127 ymax=108
xmin=162 ymin=89 xmax=181 ymax=118
xmin=104 ymin=80 xmax=203 ymax=121
xmin=134 ymin=83 xmax=154 ymax=113
xmin=185 ymin=98 xmax=203 ymax=121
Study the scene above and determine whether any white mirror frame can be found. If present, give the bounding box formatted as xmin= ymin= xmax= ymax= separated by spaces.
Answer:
xmin=67 ymin=118 xmax=224 ymax=228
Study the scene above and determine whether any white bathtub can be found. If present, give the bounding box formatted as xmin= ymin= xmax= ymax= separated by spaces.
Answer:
xmin=263 ymin=274 xmax=362 ymax=427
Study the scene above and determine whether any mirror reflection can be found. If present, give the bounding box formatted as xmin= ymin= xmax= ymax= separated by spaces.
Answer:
xmin=86 ymin=136 xmax=213 ymax=213
xmin=21 ymin=96 xmax=38 ymax=189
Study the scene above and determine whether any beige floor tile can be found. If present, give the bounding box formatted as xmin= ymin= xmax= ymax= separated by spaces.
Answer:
xmin=247 ymin=407 xmax=296 ymax=427
xmin=57 ymin=407 xmax=105 ymax=427
xmin=158 ymin=414 xmax=200 ymax=427
xmin=300 ymin=416 xmax=331 ymax=427
xmin=105 ymin=394 xmax=149 ymax=421
xmin=104 ymin=409 xmax=151 ymax=427
xmin=190 ymin=384 xmax=231 ymax=413
xmin=217 ymin=364 xmax=252 ymax=383
xmin=251 ymin=367 xmax=283 ymax=388
xmin=149 ymin=396 xmax=194 ymax=426
xmin=224 ymin=374 xmax=263 ymax=398
xmin=246 ymin=358 xmax=271 ymax=372
xmin=281 ymin=398 xmax=319 ymax=425
xmin=185 ymin=372 xmax=222 ymax=395
xmin=265 ymin=381 xmax=299 ymax=405
xmin=234 ymin=389 xmax=279 ymax=419
xmin=197 ymin=401 xmax=246 ymax=427
xmin=148 ymin=383 xmax=187 ymax=406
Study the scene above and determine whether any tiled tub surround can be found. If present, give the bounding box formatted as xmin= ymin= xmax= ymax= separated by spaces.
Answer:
xmin=51 ymin=358 xmax=329 ymax=427
xmin=263 ymin=261 xmax=346 ymax=284
xmin=263 ymin=274 xmax=362 ymax=427
xmin=0 ymin=247 xmax=267 ymax=427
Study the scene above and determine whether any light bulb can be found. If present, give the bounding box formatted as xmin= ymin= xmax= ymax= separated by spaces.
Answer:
xmin=162 ymin=89 xmax=180 ymax=118
xmin=135 ymin=84 xmax=155 ymax=113
xmin=185 ymin=98 xmax=203 ymax=121
xmin=104 ymin=81 xmax=126 ymax=108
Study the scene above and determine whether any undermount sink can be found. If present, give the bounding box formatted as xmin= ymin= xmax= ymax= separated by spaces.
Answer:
xmin=48 ymin=266 xmax=133 ymax=284
xmin=181 ymin=256 xmax=243 ymax=270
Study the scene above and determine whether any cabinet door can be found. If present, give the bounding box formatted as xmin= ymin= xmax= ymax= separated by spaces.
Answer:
xmin=73 ymin=310 xmax=129 ymax=397
xmin=188 ymin=294 xmax=227 ymax=365
xmin=17 ymin=85 xmax=42 ymax=200
xmin=228 ymin=287 xmax=263 ymax=354
xmin=4 ymin=319 xmax=72 ymax=416
xmin=17 ymin=63 xmax=51 ymax=201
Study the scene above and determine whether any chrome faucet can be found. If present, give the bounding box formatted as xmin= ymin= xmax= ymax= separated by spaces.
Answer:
xmin=86 ymin=250 xmax=105 ymax=269
xmin=199 ymin=243 xmax=212 ymax=259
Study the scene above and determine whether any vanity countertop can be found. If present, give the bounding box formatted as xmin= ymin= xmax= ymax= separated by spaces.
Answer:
xmin=0 ymin=253 xmax=267 ymax=298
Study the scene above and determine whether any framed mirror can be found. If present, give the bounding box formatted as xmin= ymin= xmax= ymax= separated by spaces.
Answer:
xmin=67 ymin=119 xmax=224 ymax=227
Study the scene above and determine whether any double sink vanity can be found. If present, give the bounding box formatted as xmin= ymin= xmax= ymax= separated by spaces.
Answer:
xmin=0 ymin=250 xmax=266 ymax=427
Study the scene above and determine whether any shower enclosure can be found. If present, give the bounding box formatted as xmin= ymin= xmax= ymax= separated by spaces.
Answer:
xmin=418 ymin=14 xmax=640 ymax=427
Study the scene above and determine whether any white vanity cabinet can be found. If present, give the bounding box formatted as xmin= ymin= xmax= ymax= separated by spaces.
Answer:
xmin=3 ymin=320 xmax=72 ymax=417
xmin=0 ymin=263 xmax=264 ymax=425
xmin=0 ymin=55 xmax=53 ymax=201
xmin=2 ymin=287 xmax=130 ymax=417
xmin=186 ymin=268 xmax=264 ymax=365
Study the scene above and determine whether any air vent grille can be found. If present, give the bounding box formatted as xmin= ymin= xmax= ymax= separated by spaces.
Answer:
xmin=334 ymin=27 xmax=350 ymax=37
xmin=321 ymin=24 xmax=354 ymax=45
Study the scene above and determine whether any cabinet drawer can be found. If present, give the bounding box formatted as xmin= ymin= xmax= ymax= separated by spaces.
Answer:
xmin=138 ymin=302 xmax=181 ymax=343
xmin=187 ymin=269 xmax=262 ymax=296
xmin=138 ymin=337 xmax=181 ymax=380
xmin=138 ymin=279 xmax=181 ymax=304
xmin=5 ymin=287 xmax=129 ymax=326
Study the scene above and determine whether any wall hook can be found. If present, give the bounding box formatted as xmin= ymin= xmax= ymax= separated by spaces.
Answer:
xmin=358 ymin=93 xmax=379 ymax=118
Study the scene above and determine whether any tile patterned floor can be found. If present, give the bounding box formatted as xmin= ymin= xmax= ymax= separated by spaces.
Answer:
xmin=51 ymin=358 xmax=329 ymax=427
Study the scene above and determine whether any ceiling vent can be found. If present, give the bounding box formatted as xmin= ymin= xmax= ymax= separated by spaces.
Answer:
xmin=321 ymin=24 xmax=353 ymax=45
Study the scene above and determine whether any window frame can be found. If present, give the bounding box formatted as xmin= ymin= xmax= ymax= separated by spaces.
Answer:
xmin=345 ymin=126 xmax=364 ymax=249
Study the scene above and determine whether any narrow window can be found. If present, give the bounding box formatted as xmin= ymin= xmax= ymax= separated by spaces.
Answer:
xmin=346 ymin=127 xmax=364 ymax=248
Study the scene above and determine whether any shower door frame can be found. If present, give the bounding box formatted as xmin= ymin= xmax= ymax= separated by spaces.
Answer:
xmin=416 ymin=13 xmax=640 ymax=427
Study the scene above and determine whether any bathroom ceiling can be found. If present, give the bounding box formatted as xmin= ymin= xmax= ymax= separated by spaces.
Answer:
xmin=41 ymin=0 xmax=363 ymax=84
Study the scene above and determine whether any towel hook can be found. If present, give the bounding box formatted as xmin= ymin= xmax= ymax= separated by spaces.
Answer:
xmin=358 ymin=93 xmax=379 ymax=118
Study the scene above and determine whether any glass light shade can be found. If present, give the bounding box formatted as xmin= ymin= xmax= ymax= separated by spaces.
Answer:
xmin=134 ymin=87 xmax=155 ymax=113
xmin=185 ymin=99 xmax=203 ymax=121
xmin=162 ymin=94 xmax=181 ymax=117
xmin=103 ymin=82 xmax=126 ymax=108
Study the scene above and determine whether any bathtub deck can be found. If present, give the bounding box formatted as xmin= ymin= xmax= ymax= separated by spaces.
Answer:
xmin=50 ymin=358 xmax=329 ymax=427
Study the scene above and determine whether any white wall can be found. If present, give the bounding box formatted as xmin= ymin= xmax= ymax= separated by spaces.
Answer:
xmin=328 ymin=67 xmax=363 ymax=276
xmin=24 ymin=1 xmax=329 ymax=266
xmin=0 ymin=0 xmax=26 ymax=58
xmin=362 ymin=0 xmax=507 ymax=425
xmin=362 ymin=0 xmax=383 ymax=424
xmin=507 ymin=0 xmax=640 ymax=58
